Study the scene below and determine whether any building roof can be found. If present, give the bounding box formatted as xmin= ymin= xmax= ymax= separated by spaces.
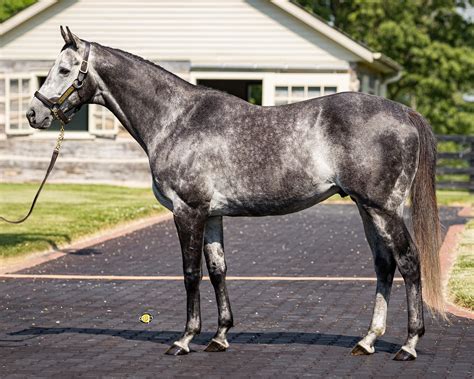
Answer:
xmin=0 ymin=0 xmax=400 ymax=74
xmin=271 ymin=1 xmax=400 ymax=72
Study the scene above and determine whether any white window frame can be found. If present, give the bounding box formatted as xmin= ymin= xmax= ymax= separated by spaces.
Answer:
xmin=274 ymin=85 xmax=339 ymax=105
xmin=272 ymin=73 xmax=347 ymax=105
xmin=88 ymin=104 xmax=120 ymax=136
xmin=1 ymin=73 xmax=35 ymax=135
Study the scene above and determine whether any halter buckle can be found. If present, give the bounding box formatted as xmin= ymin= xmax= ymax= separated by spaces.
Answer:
xmin=73 ymin=79 xmax=84 ymax=89
xmin=79 ymin=60 xmax=88 ymax=74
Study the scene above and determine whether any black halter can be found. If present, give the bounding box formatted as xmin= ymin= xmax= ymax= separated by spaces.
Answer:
xmin=34 ymin=41 xmax=91 ymax=124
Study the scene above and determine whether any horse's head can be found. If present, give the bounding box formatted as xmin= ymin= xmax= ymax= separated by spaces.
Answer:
xmin=27 ymin=26 xmax=94 ymax=129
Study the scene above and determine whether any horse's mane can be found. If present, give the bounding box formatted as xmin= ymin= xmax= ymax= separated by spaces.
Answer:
xmin=92 ymin=41 xmax=189 ymax=84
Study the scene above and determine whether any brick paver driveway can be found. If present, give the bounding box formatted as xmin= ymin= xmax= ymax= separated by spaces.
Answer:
xmin=1 ymin=204 xmax=472 ymax=377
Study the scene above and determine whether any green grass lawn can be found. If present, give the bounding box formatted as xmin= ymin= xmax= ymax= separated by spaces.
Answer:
xmin=436 ymin=190 xmax=474 ymax=207
xmin=0 ymin=183 xmax=164 ymax=259
xmin=448 ymin=220 xmax=474 ymax=311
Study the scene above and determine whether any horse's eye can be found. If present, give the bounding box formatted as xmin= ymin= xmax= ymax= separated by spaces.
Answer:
xmin=59 ymin=67 xmax=70 ymax=75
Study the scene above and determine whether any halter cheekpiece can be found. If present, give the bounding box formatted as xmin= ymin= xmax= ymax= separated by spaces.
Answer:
xmin=34 ymin=41 xmax=91 ymax=124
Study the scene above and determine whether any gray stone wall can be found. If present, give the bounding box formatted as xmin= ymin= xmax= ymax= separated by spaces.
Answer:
xmin=0 ymin=136 xmax=152 ymax=187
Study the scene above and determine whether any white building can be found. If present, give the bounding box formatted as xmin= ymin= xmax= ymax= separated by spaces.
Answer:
xmin=0 ymin=0 xmax=401 ymax=185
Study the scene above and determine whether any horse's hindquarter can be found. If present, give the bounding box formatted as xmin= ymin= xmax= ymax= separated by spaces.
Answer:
xmin=318 ymin=93 xmax=420 ymax=209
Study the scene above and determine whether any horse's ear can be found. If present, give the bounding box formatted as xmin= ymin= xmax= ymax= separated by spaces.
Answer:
xmin=60 ymin=25 xmax=69 ymax=45
xmin=65 ymin=26 xmax=80 ymax=50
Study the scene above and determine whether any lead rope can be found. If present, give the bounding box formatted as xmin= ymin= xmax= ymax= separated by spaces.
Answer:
xmin=0 ymin=123 xmax=65 ymax=224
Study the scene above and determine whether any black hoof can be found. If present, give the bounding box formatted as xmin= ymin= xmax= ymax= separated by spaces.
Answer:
xmin=350 ymin=343 xmax=373 ymax=356
xmin=204 ymin=340 xmax=228 ymax=352
xmin=165 ymin=344 xmax=189 ymax=356
xmin=393 ymin=348 xmax=416 ymax=361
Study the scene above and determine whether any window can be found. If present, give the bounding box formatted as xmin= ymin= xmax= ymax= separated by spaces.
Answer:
xmin=89 ymin=104 xmax=120 ymax=135
xmin=274 ymin=85 xmax=337 ymax=105
xmin=324 ymin=86 xmax=337 ymax=96
xmin=362 ymin=74 xmax=379 ymax=95
xmin=2 ymin=75 xmax=33 ymax=134
xmin=0 ymin=78 xmax=5 ymax=134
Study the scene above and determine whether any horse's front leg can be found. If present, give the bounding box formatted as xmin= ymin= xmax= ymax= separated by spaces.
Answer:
xmin=203 ymin=216 xmax=234 ymax=352
xmin=166 ymin=207 xmax=207 ymax=356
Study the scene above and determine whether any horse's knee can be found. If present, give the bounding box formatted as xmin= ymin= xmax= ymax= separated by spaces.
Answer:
xmin=208 ymin=265 xmax=226 ymax=283
xmin=184 ymin=269 xmax=202 ymax=288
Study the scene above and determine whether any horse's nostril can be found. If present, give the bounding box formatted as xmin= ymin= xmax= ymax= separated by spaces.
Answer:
xmin=26 ymin=109 xmax=35 ymax=122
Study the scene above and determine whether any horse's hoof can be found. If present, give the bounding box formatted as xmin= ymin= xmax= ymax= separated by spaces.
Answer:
xmin=351 ymin=342 xmax=374 ymax=356
xmin=393 ymin=348 xmax=416 ymax=361
xmin=204 ymin=339 xmax=228 ymax=352
xmin=165 ymin=344 xmax=189 ymax=356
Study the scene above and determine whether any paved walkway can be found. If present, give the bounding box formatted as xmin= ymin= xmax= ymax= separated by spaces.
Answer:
xmin=0 ymin=204 xmax=472 ymax=377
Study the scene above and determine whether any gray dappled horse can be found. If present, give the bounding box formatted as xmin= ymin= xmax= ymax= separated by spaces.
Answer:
xmin=27 ymin=28 xmax=445 ymax=361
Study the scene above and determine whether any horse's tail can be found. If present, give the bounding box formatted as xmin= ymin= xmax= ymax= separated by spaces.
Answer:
xmin=407 ymin=110 xmax=445 ymax=318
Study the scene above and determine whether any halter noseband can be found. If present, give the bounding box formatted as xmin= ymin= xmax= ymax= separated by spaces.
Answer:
xmin=34 ymin=41 xmax=91 ymax=124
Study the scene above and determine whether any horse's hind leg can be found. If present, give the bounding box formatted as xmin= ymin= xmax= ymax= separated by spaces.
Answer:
xmin=202 ymin=216 xmax=234 ymax=352
xmin=392 ymin=221 xmax=424 ymax=361
xmin=351 ymin=205 xmax=396 ymax=356
xmin=351 ymin=205 xmax=424 ymax=360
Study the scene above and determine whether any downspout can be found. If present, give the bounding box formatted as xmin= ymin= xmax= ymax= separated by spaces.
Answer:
xmin=373 ymin=52 xmax=403 ymax=98
xmin=382 ymin=70 xmax=403 ymax=85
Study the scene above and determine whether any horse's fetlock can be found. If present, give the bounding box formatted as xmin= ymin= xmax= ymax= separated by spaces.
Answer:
xmin=187 ymin=321 xmax=201 ymax=335
xmin=417 ymin=325 xmax=425 ymax=337
xmin=372 ymin=326 xmax=386 ymax=336
xmin=220 ymin=316 xmax=233 ymax=329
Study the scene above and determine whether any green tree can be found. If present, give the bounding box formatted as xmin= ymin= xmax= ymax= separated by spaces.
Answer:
xmin=296 ymin=0 xmax=474 ymax=134
xmin=0 ymin=0 xmax=37 ymax=23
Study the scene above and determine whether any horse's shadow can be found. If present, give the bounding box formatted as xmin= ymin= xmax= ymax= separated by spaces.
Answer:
xmin=7 ymin=327 xmax=400 ymax=353
xmin=0 ymin=233 xmax=71 ymax=253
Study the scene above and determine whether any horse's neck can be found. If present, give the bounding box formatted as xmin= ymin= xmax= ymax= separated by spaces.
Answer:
xmin=91 ymin=44 xmax=194 ymax=153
